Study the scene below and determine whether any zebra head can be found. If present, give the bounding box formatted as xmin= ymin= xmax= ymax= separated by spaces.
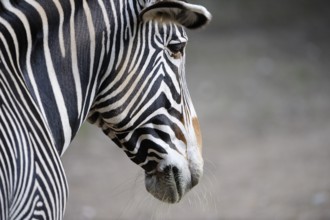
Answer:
xmin=88 ymin=0 xmax=211 ymax=203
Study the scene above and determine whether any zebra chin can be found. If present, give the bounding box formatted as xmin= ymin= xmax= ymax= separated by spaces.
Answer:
xmin=144 ymin=150 xmax=203 ymax=203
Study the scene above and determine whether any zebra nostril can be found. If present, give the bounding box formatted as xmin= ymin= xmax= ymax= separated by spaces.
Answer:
xmin=163 ymin=165 xmax=199 ymax=189
xmin=163 ymin=165 xmax=179 ymax=178
xmin=163 ymin=165 xmax=183 ymax=196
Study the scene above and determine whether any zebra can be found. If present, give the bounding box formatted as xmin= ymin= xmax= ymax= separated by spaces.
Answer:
xmin=0 ymin=0 xmax=211 ymax=219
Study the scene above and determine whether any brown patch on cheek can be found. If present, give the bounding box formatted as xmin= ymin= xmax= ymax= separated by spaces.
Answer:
xmin=192 ymin=117 xmax=203 ymax=151
xmin=177 ymin=129 xmax=187 ymax=145
xmin=174 ymin=117 xmax=187 ymax=145
xmin=174 ymin=115 xmax=187 ymax=145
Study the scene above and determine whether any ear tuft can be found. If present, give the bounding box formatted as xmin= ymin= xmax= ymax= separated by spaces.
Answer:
xmin=140 ymin=1 xmax=211 ymax=29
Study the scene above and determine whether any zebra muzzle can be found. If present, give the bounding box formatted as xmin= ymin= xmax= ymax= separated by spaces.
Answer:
xmin=145 ymin=165 xmax=186 ymax=203
xmin=144 ymin=146 xmax=202 ymax=204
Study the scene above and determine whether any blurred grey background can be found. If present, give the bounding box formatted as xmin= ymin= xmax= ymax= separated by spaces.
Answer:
xmin=62 ymin=0 xmax=330 ymax=219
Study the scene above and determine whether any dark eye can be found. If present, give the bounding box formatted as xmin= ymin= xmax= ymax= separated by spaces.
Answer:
xmin=167 ymin=42 xmax=186 ymax=58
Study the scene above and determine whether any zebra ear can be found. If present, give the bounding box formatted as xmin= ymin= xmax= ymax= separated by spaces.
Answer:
xmin=140 ymin=1 xmax=212 ymax=29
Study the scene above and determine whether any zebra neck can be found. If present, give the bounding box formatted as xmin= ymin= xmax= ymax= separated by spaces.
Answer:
xmin=1 ymin=0 xmax=142 ymax=155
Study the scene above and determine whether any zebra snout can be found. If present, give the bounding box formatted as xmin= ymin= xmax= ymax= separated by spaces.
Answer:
xmin=145 ymin=165 xmax=186 ymax=203
xmin=144 ymin=154 xmax=201 ymax=204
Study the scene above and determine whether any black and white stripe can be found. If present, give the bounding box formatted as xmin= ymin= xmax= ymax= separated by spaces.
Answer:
xmin=1 ymin=0 xmax=211 ymax=218
xmin=0 ymin=42 xmax=67 ymax=219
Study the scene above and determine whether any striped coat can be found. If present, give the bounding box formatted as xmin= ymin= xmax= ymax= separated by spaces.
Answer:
xmin=0 ymin=0 xmax=211 ymax=219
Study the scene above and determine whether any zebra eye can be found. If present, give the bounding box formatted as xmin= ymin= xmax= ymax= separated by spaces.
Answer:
xmin=167 ymin=42 xmax=186 ymax=59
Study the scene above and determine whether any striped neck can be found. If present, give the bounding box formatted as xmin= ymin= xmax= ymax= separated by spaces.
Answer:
xmin=1 ymin=0 xmax=141 ymax=155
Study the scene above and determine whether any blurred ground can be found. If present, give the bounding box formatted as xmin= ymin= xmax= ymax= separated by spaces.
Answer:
xmin=62 ymin=1 xmax=330 ymax=219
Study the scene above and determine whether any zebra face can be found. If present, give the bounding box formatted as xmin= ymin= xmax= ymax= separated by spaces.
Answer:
xmin=89 ymin=0 xmax=211 ymax=203
xmin=135 ymin=23 xmax=204 ymax=203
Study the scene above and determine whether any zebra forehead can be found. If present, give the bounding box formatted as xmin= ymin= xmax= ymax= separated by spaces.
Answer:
xmin=152 ymin=21 xmax=187 ymax=39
